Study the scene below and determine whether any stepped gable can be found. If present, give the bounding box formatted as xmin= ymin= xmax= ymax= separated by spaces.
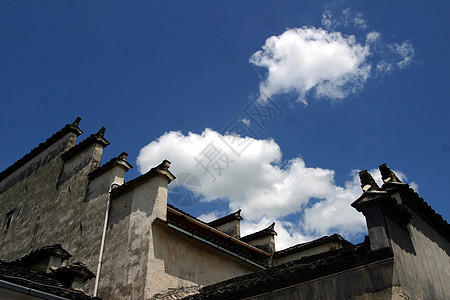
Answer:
xmin=166 ymin=204 xmax=270 ymax=267
xmin=378 ymin=164 xmax=449 ymax=241
xmin=359 ymin=169 xmax=380 ymax=192
xmin=166 ymin=218 xmax=261 ymax=265
xmin=240 ymin=223 xmax=276 ymax=243
xmin=183 ymin=239 xmax=393 ymax=300
xmin=0 ymin=117 xmax=83 ymax=182
xmin=111 ymin=159 xmax=175 ymax=198
xmin=88 ymin=152 xmax=133 ymax=181
xmin=273 ymin=234 xmax=353 ymax=259
xmin=61 ymin=126 xmax=110 ymax=162
xmin=208 ymin=209 xmax=243 ymax=228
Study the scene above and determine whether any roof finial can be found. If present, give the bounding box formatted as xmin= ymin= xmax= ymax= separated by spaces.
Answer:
xmin=379 ymin=163 xmax=402 ymax=183
xmin=359 ymin=170 xmax=380 ymax=192
xmin=118 ymin=152 xmax=128 ymax=161
xmin=72 ymin=116 xmax=81 ymax=126
xmin=157 ymin=159 xmax=171 ymax=170
xmin=96 ymin=126 xmax=106 ymax=137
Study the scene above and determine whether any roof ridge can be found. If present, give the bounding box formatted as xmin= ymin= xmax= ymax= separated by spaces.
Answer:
xmin=208 ymin=209 xmax=243 ymax=227
xmin=61 ymin=126 xmax=110 ymax=162
xmin=0 ymin=117 xmax=83 ymax=182
xmin=273 ymin=234 xmax=353 ymax=258
xmin=240 ymin=222 xmax=276 ymax=242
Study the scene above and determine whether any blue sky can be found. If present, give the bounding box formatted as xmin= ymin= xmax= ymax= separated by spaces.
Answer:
xmin=1 ymin=1 xmax=449 ymax=248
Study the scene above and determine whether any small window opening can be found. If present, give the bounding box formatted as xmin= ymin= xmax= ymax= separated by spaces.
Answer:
xmin=4 ymin=209 xmax=15 ymax=232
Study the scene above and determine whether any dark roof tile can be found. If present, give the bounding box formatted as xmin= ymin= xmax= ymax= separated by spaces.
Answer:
xmin=0 ymin=117 xmax=83 ymax=182
xmin=208 ymin=209 xmax=242 ymax=228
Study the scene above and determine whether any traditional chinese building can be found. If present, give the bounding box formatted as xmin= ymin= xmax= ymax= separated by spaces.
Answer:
xmin=0 ymin=118 xmax=449 ymax=299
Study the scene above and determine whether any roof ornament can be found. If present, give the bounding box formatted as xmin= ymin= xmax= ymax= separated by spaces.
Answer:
xmin=379 ymin=163 xmax=402 ymax=183
xmin=267 ymin=222 xmax=276 ymax=232
xmin=96 ymin=126 xmax=106 ymax=137
xmin=359 ymin=170 xmax=380 ymax=192
xmin=72 ymin=116 xmax=82 ymax=126
xmin=157 ymin=159 xmax=171 ymax=170
xmin=118 ymin=152 xmax=129 ymax=161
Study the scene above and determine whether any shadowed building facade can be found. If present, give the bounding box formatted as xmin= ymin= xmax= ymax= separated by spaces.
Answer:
xmin=0 ymin=118 xmax=448 ymax=299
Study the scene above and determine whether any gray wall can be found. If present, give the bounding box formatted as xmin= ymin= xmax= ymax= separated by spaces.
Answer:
xmin=386 ymin=204 xmax=450 ymax=299
xmin=249 ymin=259 xmax=397 ymax=300
xmin=0 ymin=133 xmax=111 ymax=295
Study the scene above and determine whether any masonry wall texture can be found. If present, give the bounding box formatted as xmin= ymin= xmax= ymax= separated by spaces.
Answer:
xmin=1 ymin=118 xmax=449 ymax=300
xmin=0 ymin=124 xmax=114 ymax=296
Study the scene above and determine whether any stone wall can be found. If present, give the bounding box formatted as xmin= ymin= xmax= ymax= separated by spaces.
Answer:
xmin=0 ymin=127 xmax=114 ymax=296
xmin=388 ymin=203 xmax=450 ymax=299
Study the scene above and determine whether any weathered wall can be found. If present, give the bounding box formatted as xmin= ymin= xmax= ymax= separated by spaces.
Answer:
xmin=98 ymin=174 xmax=260 ymax=299
xmin=98 ymin=176 xmax=169 ymax=300
xmin=248 ymin=259 xmax=397 ymax=300
xmin=215 ymin=220 xmax=240 ymax=238
xmin=386 ymin=205 xmax=450 ymax=299
xmin=0 ymin=134 xmax=113 ymax=296
xmin=152 ymin=223 xmax=259 ymax=288
xmin=0 ymin=133 xmax=77 ymax=194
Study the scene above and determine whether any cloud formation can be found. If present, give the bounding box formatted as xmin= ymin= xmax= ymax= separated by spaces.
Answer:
xmin=250 ymin=8 xmax=414 ymax=104
xmin=250 ymin=27 xmax=371 ymax=103
xmin=136 ymin=129 xmax=421 ymax=249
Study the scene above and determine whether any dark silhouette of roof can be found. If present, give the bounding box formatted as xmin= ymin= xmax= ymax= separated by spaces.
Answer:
xmin=0 ymin=261 xmax=98 ymax=299
xmin=183 ymin=239 xmax=393 ymax=300
xmin=208 ymin=209 xmax=243 ymax=228
xmin=273 ymin=233 xmax=353 ymax=259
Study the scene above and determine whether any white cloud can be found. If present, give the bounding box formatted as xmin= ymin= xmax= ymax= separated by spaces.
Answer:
xmin=240 ymin=217 xmax=315 ymax=251
xmin=321 ymin=8 xmax=368 ymax=31
xmin=366 ymin=31 xmax=381 ymax=45
xmin=390 ymin=41 xmax=415 ymax=68
xmin=249 ymin=26 xmax=371 ymax=104
xmin=253 ymin=8 xmax=415 ymax=104
xmin=137 ymin=130 xmax=418 ymax=249
xmin=137 ymin=129 xmax=363 ymax=248
xmin=342 ymin=8 xmax=368 ymax=30
xmin=197 ymin=211 xmax=221 ymax=223
xmin=321 ymin=10 xmax=333 ymax=30
xmin=302 ymin=171 xmax=366 ymax=237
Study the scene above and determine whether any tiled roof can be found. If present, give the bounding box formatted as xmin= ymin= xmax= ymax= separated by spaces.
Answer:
xmin=0 ymin=117 xmax=83 ymax=182
xmin=167 ymin=218 xmax=264 ymax=265
xmin=151 ymin=285 xmax=202 ymax=300
xmin=0 ymin=261 xmax=98 ymax=299
xmin=13 ymin=244 xmax=71 ymax=267
xmin=208 ymin=209 xmax=242 ymax=228
xmin=388 ymin=182 xmax=449 ymax=241
xmin=111 ymin=160 xmax=175 ymax=198
xmin=50 ymin=262 xmax=95 ymax=282
xmin=166 ymin=207 xmax=270 ymax=267
xmin=358 ymin=164 xmax=449 ymax=241
xmin=240 ymin=223 xmax=276 ymax=242
xmin=273 ymin=234 xmax=353 ymax=259
xmin=61 ymin=127 xmax=110 ymax=162
xmin=182 ymin=240 xmax=394 ymax=300
xmin=88 ymin=152 xmax=133 ymax=181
